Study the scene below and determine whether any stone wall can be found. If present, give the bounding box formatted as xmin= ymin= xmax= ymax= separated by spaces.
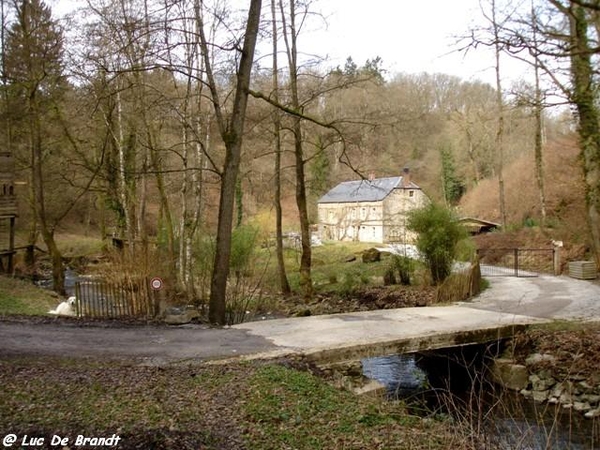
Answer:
xmin=492 ymin=352 xmax=600 ymax=419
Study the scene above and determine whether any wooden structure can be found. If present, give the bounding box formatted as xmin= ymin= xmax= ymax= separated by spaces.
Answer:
xmin=75 ymin=278 xmax=159 ymax=318
xmin=0 ymin=152 xmax=17 ymax=273
xmin=568 ymin=261 xmax=597 ymax=280
xmin=459 ymin=217 xmax=501 ymax=235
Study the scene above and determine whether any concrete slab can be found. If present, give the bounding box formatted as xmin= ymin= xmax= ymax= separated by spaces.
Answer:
xmin=233 ymin=306 xmax=547 ymax=363
xmin=464 ymin=275 xmax=600 ymax=320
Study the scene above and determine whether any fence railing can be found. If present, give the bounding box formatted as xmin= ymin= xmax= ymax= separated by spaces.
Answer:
xmin=74 ymin=278 xmax=158 ymax=318
xmin=476 ymin=248 xmax=556 ymax=277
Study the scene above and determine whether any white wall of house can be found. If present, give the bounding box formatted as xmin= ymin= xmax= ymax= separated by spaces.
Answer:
xmin=383 ymin=187 xmax=429 ymax=243
xmin=318 ymin=187 xmax=429 ymax=244
xmin=318 ymin=201 xmax=384 ymax=243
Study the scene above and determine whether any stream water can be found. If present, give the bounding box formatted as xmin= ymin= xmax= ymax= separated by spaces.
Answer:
xmin=362 ymin=351 xmax=599 ymax=449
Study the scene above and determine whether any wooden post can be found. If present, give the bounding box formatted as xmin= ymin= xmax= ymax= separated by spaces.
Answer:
xmin=514 ymin=248 xmax=519 ymax=277
xmin=553 ymin=247 xmax=561 ymax=276
xmin=8 ymin=217 xmax=15 ymax=273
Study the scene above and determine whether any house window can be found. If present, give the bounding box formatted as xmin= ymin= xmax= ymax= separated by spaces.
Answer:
xmin=361 ymin=207 xmax=367 ymax=219
xmin=351 ymin=207 xmax=356 ymax=219
xmin=372 ymin=227 xmax=376 ymax=238
xmin=409 ymin=190 xmax=414 ymax=197
xmin=328 ymin=210 xmax=334 ymax=220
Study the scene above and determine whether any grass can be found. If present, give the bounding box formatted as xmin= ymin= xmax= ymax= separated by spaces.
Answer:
xmin=0 ymin=357 xmax=483 ymax=450
xmin=260 ymin=241 xmax=407 ymax=296
xmin=0 ymin=275 xmax=59 ymax=315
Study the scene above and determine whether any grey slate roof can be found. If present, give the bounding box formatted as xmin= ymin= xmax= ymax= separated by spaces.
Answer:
xmin=318 ymin=176 xmax=419 ymax=204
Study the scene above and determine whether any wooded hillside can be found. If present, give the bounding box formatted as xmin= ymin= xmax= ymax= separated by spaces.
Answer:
xmin=2 ymin=0 xmax=598 ymax=323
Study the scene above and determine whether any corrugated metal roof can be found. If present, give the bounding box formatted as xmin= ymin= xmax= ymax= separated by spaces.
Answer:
xmin=318 ymin=176 xmax=419 ymax=204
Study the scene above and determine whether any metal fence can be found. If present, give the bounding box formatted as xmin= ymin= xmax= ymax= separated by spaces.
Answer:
xmin=74 ymin=278 xmax=158 ymax=318
xmin=476 ymin=248 xmax=556 ymax=277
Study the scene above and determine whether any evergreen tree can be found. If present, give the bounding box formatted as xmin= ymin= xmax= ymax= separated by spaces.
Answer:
xmin=440 ymin=145 xmax=465 ymax=206
xmin=4 ymin=0 xmax=66 ymax=294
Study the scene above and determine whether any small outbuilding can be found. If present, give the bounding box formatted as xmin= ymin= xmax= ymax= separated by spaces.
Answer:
xmin=0 ymin=151 xmax=17 ymax=272
xmin=458 ymin=217 xmax=501 ymax=235
xmin=317 ymin=168 xmax=429 ymax=244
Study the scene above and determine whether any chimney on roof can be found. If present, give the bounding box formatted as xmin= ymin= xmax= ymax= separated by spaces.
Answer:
xmin=402 ymin=167 xmax=411 ymax=188
xmin=368 ymin=171 xmax=376 ymax=181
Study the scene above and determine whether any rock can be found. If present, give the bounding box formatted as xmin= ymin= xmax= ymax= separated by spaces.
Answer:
xmin=362 ymin=248 xmax=381 ymax=263
xmin=344 ymin=255 xmax=357 ymax=263
xmin=573 ymin=402 xmax=592 ymax=412
xmin=585 ymin=409 xmax=600 ymax=419
xmin=551 ymin=382 xmax=565 ymax=399
xmin=525 ymin=353 xmax=556 ymax=366
xmin=530 ymin=373 xmax=556 ymax=391
xmin=353 ymin=379 xmax=387 ymax=396
xmin=532 ymin=390 xmax=549 ymax=403
xmin=492 ymin=359 xmax=529 ymax=391
xmin=164 ymin=313 xmax=191 ymax=325
xmin=578 ymin=381 xmax=594 ymax=392
xmin=520 ymin=389 xmax=533 ymax=399
xmin=581 ymin=394 xmax=600 ymax=405
xmin=570 ymin=373 xmax=587 ymax=381
xmin=560 ymin=392 xmax=574 ymax=404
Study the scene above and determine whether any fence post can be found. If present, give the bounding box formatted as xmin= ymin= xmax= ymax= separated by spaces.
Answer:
xmin=553 ymin=247 xmax=561 ymax=276
xmin=514 ymin=248 xmax=519 ymax=277
xmin=75 ymin=282 xmax=81 ymax=317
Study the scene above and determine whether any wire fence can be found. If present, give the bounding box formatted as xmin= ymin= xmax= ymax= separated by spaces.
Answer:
xmin=476 ymin=248 xmax=556 ymax=277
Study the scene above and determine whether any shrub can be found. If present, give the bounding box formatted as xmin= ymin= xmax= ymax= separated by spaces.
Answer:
xmin=385 ymin=254 xmax=414 ymax=285
xmin=407 ymin=203 xmax=468 ymax=285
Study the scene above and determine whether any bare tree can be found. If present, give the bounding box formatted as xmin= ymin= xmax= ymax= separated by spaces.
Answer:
xmin=271 ymin=0 xmax=291 ymax=295
xmin=204 ymin=0 xmax=262 ymax=325
xmin=278 ymin=0 xmax=312 ymax=300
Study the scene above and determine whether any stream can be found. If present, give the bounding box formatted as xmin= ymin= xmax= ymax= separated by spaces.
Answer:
xmin=362 ymin=350 xmax=599 ymax=449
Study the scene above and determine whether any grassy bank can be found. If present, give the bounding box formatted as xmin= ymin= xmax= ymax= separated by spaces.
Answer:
xmin=0 ymin=357 xmax=481 ymax=450
xmin=0 ymin=276 xmax=58 ymax=315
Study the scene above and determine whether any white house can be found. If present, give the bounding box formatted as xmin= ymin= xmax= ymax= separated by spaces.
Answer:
xmin=317 ymin=169 xmax=429 ymax=244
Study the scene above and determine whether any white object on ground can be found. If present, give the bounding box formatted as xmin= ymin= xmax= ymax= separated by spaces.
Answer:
xmin=48 ymin=296 xmax=77 ymax=316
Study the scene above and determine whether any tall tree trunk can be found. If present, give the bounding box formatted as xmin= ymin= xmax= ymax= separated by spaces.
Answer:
xmin=492 ymin=0 xmax=507 ymax=228
xmin=532 ymin=7 xmax=547 ymax=226
xmin=568 ymin=4 xmax=600 ymax=267
xmin=206 ymin=0 xmax=262 ymax=325
xmin=280 ymin=0 xmax=312 ymax=301
xmin=271 ymin=0 xmax=290 ymax=295
xmin=30 ymin=96 xmax=64 ymax=295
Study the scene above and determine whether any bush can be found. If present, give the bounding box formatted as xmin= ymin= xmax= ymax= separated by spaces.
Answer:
xmin=385 ymin=255 xmax=414 ymax=285
xmin=407 ymin=203 xmax=468 ymax=285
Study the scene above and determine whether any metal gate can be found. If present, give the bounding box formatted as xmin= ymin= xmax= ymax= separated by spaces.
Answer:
xmin=476 ymin=248 xmax=556 ymax=277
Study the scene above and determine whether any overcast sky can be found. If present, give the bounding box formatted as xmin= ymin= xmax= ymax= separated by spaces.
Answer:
xmin=298 ymin=0 xmax=521 ymax=85
xmin=50 ymin=0 xmax=529 ymax=87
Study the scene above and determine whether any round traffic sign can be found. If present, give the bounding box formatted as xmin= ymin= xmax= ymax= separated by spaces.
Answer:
xmin=150 ymin=277 xmax=163 ymax=290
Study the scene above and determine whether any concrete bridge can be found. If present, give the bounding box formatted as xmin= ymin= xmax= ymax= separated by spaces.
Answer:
xmin=233 ymin=306 xmax=544 ymax=364
xmin=233 ymin=273 xmax=600 ymax=364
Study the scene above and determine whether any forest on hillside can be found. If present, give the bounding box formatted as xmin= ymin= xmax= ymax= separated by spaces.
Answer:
xmin=2 ymin=0 xmax=600 ymax=324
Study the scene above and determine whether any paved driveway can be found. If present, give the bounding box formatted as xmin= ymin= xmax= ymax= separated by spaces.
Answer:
xmin=463 ymin=274 xmax=600 ymax=320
